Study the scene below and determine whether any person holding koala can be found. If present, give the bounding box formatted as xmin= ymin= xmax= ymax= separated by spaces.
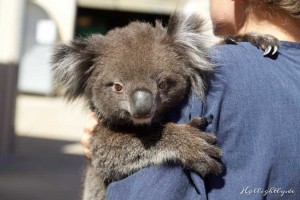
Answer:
xmin=82 ymin=0 xmax=300 ymax=199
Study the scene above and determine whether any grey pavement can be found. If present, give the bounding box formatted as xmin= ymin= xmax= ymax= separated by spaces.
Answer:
xmin=0 ymin=95 xmax=88 ymax=200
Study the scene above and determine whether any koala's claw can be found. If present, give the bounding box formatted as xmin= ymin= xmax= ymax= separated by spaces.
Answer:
xmin=251 ymin=34 xmax=279 ymax=56
xmin=263 ymin=45 xmax=278 ymax=56
xmin=263 ymin=45 xmax=272 ymax=56
xmin=223 ymin=36 xmax=237 ymax=45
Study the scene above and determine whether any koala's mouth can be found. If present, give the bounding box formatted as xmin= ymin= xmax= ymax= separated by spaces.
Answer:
xmin=132 ymin=114 xmax=154 ymax=125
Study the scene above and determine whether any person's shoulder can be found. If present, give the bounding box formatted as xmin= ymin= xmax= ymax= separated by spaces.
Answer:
xmin=209 ymin=42 xmax=272 ymax=81
xmin=210 ymin=42 xmax=264 ymax=68
xmin=205 ymin=42 xmax=277 ymax=97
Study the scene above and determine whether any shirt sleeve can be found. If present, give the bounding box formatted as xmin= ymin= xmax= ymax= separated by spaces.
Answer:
xmin=106 ymin=94 xmax=208 ymax=200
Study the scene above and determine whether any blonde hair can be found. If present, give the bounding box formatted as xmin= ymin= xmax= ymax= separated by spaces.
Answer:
xmin=250 ymin=0 xmax=300 ymax=20
xmin=269 ymin=0 xmax=300 ymax=19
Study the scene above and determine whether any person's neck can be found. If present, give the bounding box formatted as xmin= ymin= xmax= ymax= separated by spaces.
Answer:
xmin=237 ymin=10 xmax=300 ymax=43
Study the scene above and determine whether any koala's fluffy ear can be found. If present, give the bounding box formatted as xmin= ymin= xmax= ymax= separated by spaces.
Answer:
xmin=167 ymin=13 xmax=214 ymax=99
xmin=52 ymin=36 xmax=101 ymax=101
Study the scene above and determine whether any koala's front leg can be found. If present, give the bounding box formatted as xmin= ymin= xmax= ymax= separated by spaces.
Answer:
xmin=157 ymin=117 xmax=223 ymax=177
xmin=222 ymin=32 xmax=279 ymax=56
xmin=83 ymin=165 xmax=106 ymax=200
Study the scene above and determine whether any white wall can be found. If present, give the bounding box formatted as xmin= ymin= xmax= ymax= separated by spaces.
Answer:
xmin=78 ymin=0 xmax=189 ymax=14
xmin=32 ymin=0 xmax=76 ymax=42
xmin=0 ymin=0 xmax=25 ymax=63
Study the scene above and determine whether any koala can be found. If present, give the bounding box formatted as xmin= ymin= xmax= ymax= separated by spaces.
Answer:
xmin=52 ymin=13 xmax=221 ymax=200
xmin=52 ymin=12 xmax=279 ymax=200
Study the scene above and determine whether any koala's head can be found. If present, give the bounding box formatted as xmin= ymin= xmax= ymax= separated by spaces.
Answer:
xmin=52 ymin=13 xmax=213 ymax=126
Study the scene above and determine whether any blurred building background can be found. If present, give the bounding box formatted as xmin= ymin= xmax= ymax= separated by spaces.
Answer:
xmin=0 ymin=0 xmax=212 ymax=199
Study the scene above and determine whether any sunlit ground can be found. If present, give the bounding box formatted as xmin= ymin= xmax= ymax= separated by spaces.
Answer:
xmin=16 ymin=94 xmax=88 ymax=154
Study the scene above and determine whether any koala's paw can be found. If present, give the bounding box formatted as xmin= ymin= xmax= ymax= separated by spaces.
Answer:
xmin=224 ymin=33 xmax=279 ymax=56
xmin=186 ymin=135 xmax=223 ymax=177
xmin=167 ymin=119 xmax=223 ymax=177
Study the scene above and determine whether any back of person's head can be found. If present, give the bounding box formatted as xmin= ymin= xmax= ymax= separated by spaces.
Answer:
xmin=272 ymin=0 xmax=300 ymax=19
xmin=210 ymin=0 xmax=300 ymax=38
xmin=248 ymin=0 xmax=300 ymax=20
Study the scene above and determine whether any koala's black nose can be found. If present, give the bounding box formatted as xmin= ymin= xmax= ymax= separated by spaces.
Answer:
xmin=130 ymin=90 xmax=153 ymax=118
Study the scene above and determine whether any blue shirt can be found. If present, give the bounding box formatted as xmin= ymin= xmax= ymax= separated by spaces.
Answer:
xmin=106 ymin=42 xmax=300 ymax=200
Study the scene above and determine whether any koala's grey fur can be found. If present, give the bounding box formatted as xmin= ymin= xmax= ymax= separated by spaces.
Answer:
xmin=52 ymin=13 xmax=223 ymax=200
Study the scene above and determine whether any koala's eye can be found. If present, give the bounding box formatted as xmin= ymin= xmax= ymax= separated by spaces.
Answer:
xmin=114 ymin=83 xmax=123 ymax=92
xmin=158 ymin=81 xmax=167 ymax=90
